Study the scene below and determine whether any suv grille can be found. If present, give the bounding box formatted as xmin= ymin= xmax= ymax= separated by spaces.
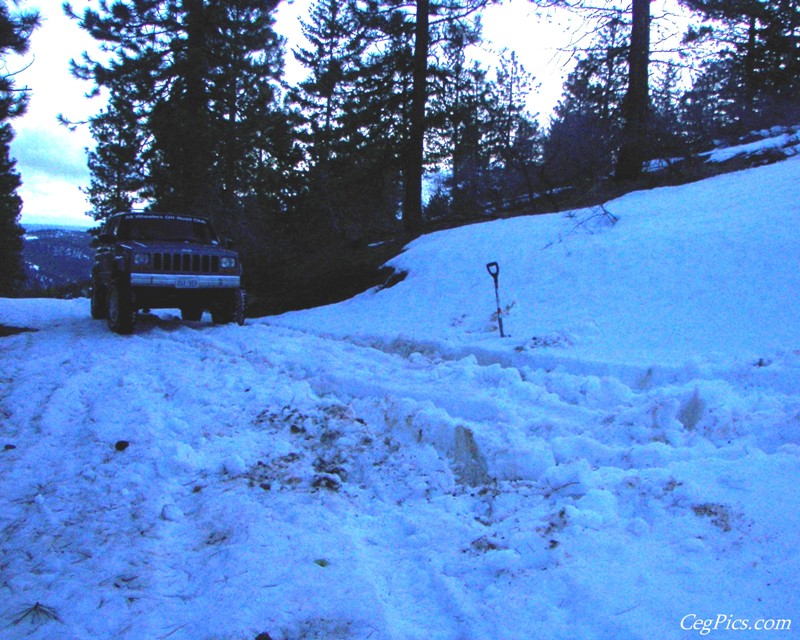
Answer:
xmin=152 ymin=253 xmax=220 ymax=274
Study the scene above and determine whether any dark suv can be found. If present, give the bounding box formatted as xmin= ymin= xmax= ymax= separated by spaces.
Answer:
xmin=91 ymin=212 xmax=245 ymax=333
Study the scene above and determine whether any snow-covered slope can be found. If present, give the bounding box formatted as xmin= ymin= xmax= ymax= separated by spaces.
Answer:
xmin=1 ymin=158 xmax=799 ymax=639
xmin=279 ymin=157 xmax=800 ymax=373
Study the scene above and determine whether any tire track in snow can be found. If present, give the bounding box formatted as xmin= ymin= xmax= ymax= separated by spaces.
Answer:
xmin=341 ymin=503 xmax=495 ymax=640
xmin=3 ymin=310 xmax=800 ymax=638
xmin=0 ymin=318 xmax=304 ymax=638
xmin=256 ymin=322 xmax=605 ymax=422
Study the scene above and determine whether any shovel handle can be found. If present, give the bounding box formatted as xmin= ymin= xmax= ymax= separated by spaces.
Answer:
xmin=486 ymin=262 xmax=499 ymax=278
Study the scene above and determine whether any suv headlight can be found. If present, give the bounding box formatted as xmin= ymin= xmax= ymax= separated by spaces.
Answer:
xmin=133 ymin=253 xmax=151 ymax=267
xmin=220 ymin=256 xmax=237 ymax=269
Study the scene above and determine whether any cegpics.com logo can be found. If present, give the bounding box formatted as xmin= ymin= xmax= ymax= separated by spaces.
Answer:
xmin=681 ymin=614 xmax=792 ymax=636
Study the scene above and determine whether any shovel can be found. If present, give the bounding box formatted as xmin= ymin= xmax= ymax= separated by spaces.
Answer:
xmin=486 ymin=261 xmax=506 ymax=337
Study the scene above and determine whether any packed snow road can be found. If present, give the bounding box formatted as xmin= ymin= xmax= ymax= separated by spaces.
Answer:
xmin=1 ymin=299 xmax=799 ymax=639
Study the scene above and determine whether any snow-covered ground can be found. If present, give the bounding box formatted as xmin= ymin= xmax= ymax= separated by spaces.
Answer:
xmin=704 ymin=126 xmax=800 ymax=164
xmin=2 ymin=156 xmax=800 ymax=639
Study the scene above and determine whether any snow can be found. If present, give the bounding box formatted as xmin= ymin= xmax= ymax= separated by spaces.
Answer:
xmin=2 ymin=156 xmax=800 ymax=639
xmin=704 ymin=128 xmax=800 ymax=163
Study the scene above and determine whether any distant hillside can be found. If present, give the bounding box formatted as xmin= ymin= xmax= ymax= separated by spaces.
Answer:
xmin=21 ymin=226 xmax=93 ymax=296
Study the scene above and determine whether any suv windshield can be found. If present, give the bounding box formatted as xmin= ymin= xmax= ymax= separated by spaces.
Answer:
xmin=117 ymin=215 xmax=219 ymax=244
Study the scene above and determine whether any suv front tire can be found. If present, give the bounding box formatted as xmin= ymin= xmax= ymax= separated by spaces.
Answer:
xmin=90 ymin=282 xmax=107 ymax=320
xmin=211 ymin=288 xmax=246 ymax=325
xmin=107 ymin=283 xmax=137 ymax=334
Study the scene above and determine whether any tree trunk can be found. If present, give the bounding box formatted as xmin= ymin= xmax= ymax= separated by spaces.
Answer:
xmin=182 ymin=0 xmax=213 ymax=215
xmin=402 ymin=0 xmax=429 ymax=234
xmin=615 ymin=0 xmax=650 ymax=181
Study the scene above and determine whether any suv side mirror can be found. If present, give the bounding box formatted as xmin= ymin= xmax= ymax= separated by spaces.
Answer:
xmin=91 ymin=233 xmax=113 ymax=248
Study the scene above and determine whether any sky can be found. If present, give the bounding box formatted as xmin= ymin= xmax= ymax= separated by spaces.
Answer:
xmin=7 ymin=0 xmax=683 ymax=229
xmin=10 ymin=0 xmax=98 ymax=228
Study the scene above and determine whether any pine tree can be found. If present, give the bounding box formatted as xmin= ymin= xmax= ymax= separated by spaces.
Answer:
xmin=201 ymin=0 xmax=292 ymax=238
xmin=425 ymin=15 xmax=481 ymax=162
xmin=292 ymin=0 xmax=488 ymax=238
xmin=293 ymin=0 xmax=366 ymax=173
xmin=680 ymin=0 xmax=800 ymax=136
xmin=291 ymin=0 xmax=403 ymax=239
xmin=449 ymin=68 xmax=489 ymax=218
xmin=402 ymin=0 xmax=488 ymax=232
xmin=425 ymin=12 xmax=486 ymax=217
xmin=543 ymin=14 xmax=628 ymax=187
xmin=682 ymin=54 xmax=755 ymax=145
xmin=649 ymin=60 xmax=688 ymax=161
xmin=0 ymin=1 xmax=39 ymax=296
xmin=84 ymin=85 xmax=146 ymax=220
xmin=0 ymin=121 xmax=24 ymax=295
xmin=483 ymin=53 xmax=542 ymax=205
xmin=541 ymin=0 xmax=661 ymax=181
xmin=66 ymin=0 xmax=288 ymax=234
xmin=429 ymin=48 xmax=541 ymax=216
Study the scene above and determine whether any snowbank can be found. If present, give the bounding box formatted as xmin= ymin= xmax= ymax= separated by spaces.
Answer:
xmin=276 ymin=157 xmax=800 ymax=374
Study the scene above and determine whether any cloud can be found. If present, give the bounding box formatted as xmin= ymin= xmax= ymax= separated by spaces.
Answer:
xmin=10 ymin=1 xmax=99 ymax=226
xmin=18 ymin=169 xmax=92 ymax=228
xmin=11 ymin=122 xmax=93 ymax=228
xmin=13 ymin=126 xmax=90 ymax=182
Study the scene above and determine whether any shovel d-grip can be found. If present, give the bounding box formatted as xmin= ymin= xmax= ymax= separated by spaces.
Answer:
xmin=486 ymin=261 xmax=506 ymax=337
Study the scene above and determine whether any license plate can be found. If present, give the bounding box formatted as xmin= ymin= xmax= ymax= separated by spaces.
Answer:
xmin=176 ymin=277 xmax=199 ymax=289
